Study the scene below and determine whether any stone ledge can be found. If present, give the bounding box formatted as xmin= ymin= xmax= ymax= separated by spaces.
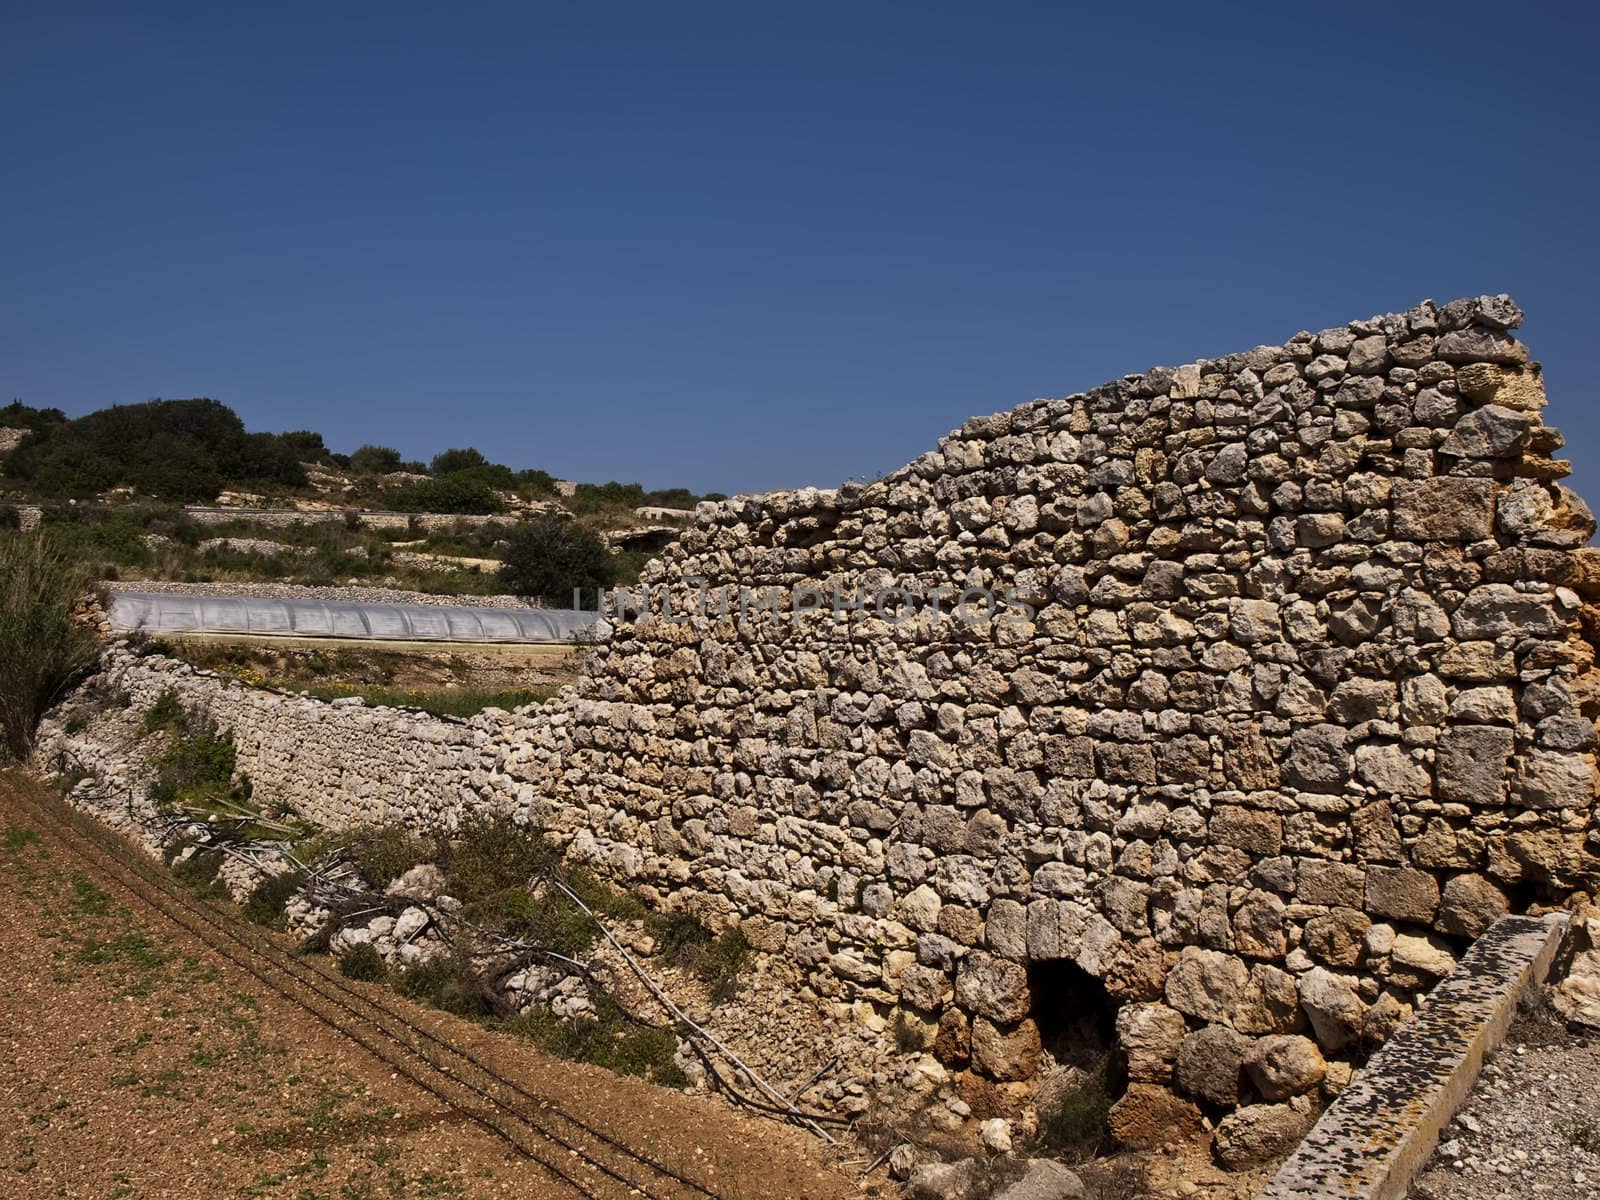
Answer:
xmin=1256 ymin=913 xmax=1568 ymax=1200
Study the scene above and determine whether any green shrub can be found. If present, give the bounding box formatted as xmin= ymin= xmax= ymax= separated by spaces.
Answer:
xmin=146 ymin=718 xmax=236 ymax=809
xmin=343 ymin=826 xmax=436 ymax=890
xmin=242 ymin=870 xmax=306 ymax=927
xmin=338 ymin=943 xmax=387 ymax=982
xmin=502 ymin=996 xmax=686 ymax=1086
xmin=349 ymin=444 xmax=402 ymax=474
xmin=0 ymin=531 xmax=100 ymax=759
xmin=1034 ymin=1059 xmax=1117 ymax=1161
xmin=567 ymin=869 xmax=648 ymax=923
xmin=168 ymin=846 xmax=228 ymax=897
xmin=393 ymin=955 xmax=489 ymax=1017
xmin=440 ymin=814 xmax=552 ymax=899
xmin=647 ymin=914 xmax=750 ymax=1002
xmin=142 ymin=687 xmax=185 ymax=732
xmin=497 ymin=513 xmax=617 ymax=606
xmin=648 ymin=911 xmax=711 ymax=959
xmin=387 ymin=476 xmax=505 ymax=515
xmin=2 ymin=397 xmax=304 ymax=501
xmin=696 ymin=928 xmax=751 ymax=1003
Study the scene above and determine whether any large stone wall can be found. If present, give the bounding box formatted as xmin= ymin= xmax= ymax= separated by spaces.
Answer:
xmin=500 ymin=295 xmax=1600 ymax=1127
xmin=46 ymin=295 xmax=1600 ymax=1135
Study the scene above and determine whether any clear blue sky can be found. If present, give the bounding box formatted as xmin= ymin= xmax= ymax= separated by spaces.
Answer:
xmin=3 ymin=2 xmax=1596 ymax=496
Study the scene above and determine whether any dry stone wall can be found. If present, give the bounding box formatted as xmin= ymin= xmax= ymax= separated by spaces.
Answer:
xmin=50 ymin=649 xmax=495 ymax=830
xmin=496 ymin=295 xmax=1600 ymax=1132
xmin=46 ymin=295 xmax=1600 ymax=1136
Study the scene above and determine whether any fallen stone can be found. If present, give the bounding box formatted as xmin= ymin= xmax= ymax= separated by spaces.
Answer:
xmin=994 ymin=1159 xmax=1085 ymax=1200
xmin=1213 ymin=1100 xmax=1318 ymax=1169
xmin=1107 ymin=1083 xmax=1203 ymax=1150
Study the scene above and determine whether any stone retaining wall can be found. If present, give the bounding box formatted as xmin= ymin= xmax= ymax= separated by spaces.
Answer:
xmin=46 ymin=649 xmax=496 ymax=830
xmin=11 ymin=503 xmax=514 ymax=534
xmin=46 ymin=296 xmax=1600 ymax=1137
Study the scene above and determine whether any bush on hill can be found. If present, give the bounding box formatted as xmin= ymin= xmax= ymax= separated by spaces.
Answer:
xmin=498 ymin=513 xmax=617 ymax=605
xmin=3 ymin=398 xmax=306 ymax=502
xmin=1 ymin=399 xmax=68 ymax=434
xmin=348 ymin=444 xmax=403 ymax=474
xmin=386 ymin=475 xmax=505 ymax=514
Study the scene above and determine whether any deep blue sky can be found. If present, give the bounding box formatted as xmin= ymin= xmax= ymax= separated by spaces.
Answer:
xmin=4 ymin=3 xmax=1596 ymax=496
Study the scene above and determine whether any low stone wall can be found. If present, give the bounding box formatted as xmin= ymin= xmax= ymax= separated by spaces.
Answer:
xmin=44 ymin=295 xmax=1600 ymax=1145
xmin=42 ymin=649 xmax=498 ymax=830
xmin=10 ymin=503 xmax=514 ymax=534
xmin=178 ymin=506 xmax=507 ymax=532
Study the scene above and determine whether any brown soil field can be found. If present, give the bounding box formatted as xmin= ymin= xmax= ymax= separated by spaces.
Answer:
xmin=0 ymin=769 xmax=850 ymax=1200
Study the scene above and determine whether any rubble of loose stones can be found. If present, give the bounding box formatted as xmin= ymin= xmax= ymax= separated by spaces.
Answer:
xmin=41 ymin=295 xmax=1600 ymax=1159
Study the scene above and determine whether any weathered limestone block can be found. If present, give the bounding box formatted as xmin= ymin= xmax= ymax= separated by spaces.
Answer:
xmin=1513 ymin=750 xmax=1599 ymax=810
xmin=1440 ymin=404 xmax=1531 ymax=459
xmin=1296 ymin=861 xmax=1365 ymax=908
xmin=1452 ymin=584 xmax=1560 ymax=640
xmin=1285 ymin=724 xmax=1349 ymax=792
xmin=1436 ymin=725 xmax=1514 ymax=805
xmin=1392 ymin=477 xmax=1496 ymax=542
xmin=1244 ymin=1035 xmax=1327 ymax=1101
xmin=1214 ymin=1100 xmax=1319 ymax=1169
xmin=955 ymin=951 xmax=1031 ymax=1023
xmin=1303 ymin=908 xmax=1371 ymax=968
xmin=1364 ymin=865 xmax=1440 ymax=924
xmin=1234 ymin=964 xmax=1306 ymax=1035
xmin=1165 ymin=947 xmax=1249 ymax=1024
xmin=1107 ymin=1084 xmax=1203 ymax=1150
xmin=1390 ymin=932 xmax=1458 ymax=979
xmin=1298 ymin=968 xmax=1366 ymax=1051
xmin=971 ymin=1017 xmax=1042 ymax=1081
xmin=1210 ymin=806 xmax=1283 ymax=855
xmin=1436 ymin=874 xmax=1509 ymax=939
xmin=1115 ymin=1002 xmax=1187 ymax=1083
xmin=1232 ymin=890 xmax=1288 ymax=958
xmin=1176 ymin=1024 xmax=1250 ymax=1105
xmin=1353 ymin=744 xmax=1430 ymax=797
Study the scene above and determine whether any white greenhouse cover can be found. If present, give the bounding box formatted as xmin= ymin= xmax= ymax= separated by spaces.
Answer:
xmin=107 ymin=591 xmax=599 ymax=645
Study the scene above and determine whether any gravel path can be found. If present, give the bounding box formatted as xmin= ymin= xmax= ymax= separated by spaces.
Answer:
xmin=104 ymin=578 xmax=543 ymax=609
xmin=1409 ymin=993 xmax=1600 ymax=1200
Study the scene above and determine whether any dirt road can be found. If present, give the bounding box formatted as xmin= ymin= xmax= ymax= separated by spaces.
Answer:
xmin=0 ymin=769 xmax=850 ymax=1200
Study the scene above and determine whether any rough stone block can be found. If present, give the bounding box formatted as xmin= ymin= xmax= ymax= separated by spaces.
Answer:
xmin=1436 ymin=725 xmax=1513 ymax=805
xmin=1392 ymin=477 xmax=1496 ymax=542
xmin=1364 ymin=865 xmax=1440 ymax=924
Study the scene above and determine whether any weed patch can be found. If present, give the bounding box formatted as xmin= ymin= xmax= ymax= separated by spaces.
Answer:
xmin=337 ymin=943 xmax=387 ymax=982
xmin=69 ymin=874 xmax=111 ymax=916
xmin=393 ymin=955 xmax=490 ymax=1017
xmin=1033 ymin=1057 xmax=1117 ymax=1162
xmin=500 ymin=996 xmax=686 ymax=1087
xmin=2 ymin=824 xmax=42 ymax=852
xmin=241 ymin=870 xmax=306 ymax=927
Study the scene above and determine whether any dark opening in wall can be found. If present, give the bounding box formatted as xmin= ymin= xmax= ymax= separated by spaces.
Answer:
xmin=1505 ymin=877 xmax=1569 ymax=913
xmin=1027 ymin=958 xmax=1119 ymax=1069
xmin=1028 ymin=959 xmax=1126 ymax=1161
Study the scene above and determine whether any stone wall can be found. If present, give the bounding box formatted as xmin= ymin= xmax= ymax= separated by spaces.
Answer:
xmin=46 ymin=295 xmax=1600 ymax=1136
xmin=48 ymin=649 xmax=496 ymax=830
xmin=496 ymin=295 xmax=1600 ymax=1131
xmin=11 ymin=503 xmax=512 ymax=534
